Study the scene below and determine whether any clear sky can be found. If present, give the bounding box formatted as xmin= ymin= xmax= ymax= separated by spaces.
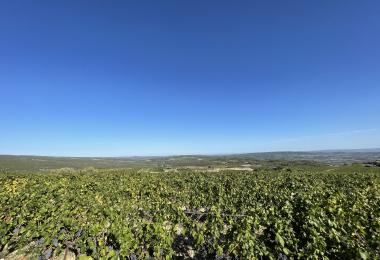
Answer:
xmin=1 ymin=1 xmax=379 ymax=156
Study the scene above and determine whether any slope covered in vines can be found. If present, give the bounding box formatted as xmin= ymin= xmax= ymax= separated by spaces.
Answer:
xmin=1 ymin=166 xmax=380 ymax=259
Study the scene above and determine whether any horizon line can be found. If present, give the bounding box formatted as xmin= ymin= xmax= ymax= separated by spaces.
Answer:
xmin=1 ymin=147 xmax=379 ymax=158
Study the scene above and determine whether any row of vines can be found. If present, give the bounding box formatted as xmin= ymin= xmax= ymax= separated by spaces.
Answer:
xmin=1 ymin=168 xmax=380 ymax=259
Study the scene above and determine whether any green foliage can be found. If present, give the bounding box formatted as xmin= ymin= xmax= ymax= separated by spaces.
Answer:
xmin=1 ymin=168 xmax=379 ymax=259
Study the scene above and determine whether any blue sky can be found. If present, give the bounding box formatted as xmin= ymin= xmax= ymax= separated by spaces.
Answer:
xmin=1 ymin=1 xmax=379 ymax=156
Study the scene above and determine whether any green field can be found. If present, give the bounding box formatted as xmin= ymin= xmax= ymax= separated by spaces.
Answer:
xmin=1 ymin=163 xmax=380 ymax=259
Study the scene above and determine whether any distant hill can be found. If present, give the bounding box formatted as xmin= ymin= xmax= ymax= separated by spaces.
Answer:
xmin=240 ymin=148 xmax=380 ymax=164
xmin=0 ymin=148 xmax=379 ymax=171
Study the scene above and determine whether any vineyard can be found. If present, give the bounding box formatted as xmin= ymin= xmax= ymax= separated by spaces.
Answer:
xmin=1 ymin=166 xmax=380 ymax=259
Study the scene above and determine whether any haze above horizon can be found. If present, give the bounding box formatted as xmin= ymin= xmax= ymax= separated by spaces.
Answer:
xmin=1 ymin=1 xmax=380 ymax=156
